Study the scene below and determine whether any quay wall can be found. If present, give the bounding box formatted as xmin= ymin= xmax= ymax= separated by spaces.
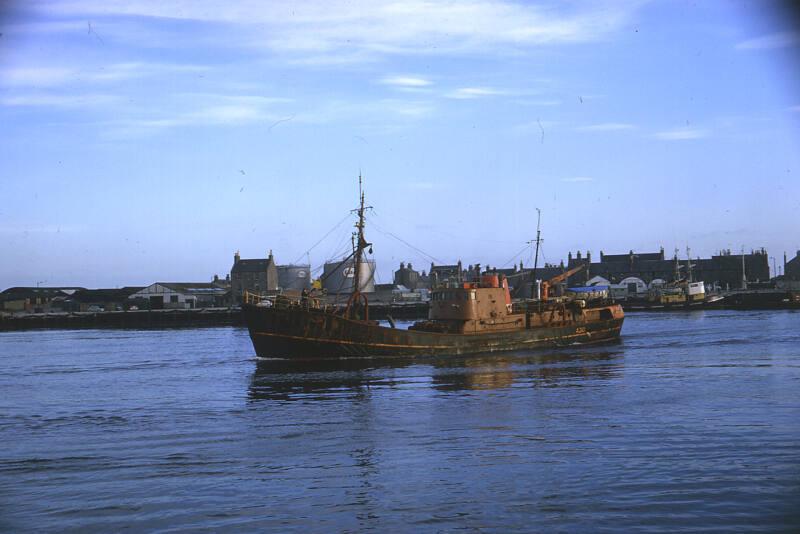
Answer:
xmin=0 ymin=302 xmax=431 ymax=331
xmin=0 ymin=308 xmax=243 ymax=331
xmin=2 ymin=292 xmax=795 ymax=331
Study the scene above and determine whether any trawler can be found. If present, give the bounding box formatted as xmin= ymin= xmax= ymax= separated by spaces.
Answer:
xmin=243 ymin=179 xmax=624 ymax=359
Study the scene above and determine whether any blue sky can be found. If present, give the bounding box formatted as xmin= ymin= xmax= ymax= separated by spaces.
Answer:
xmin=1 ymin=0 xmax=799 ymax=288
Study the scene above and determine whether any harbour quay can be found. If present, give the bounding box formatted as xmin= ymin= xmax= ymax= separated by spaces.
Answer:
xmin=2 ymin=248 xmax=799 ymax=330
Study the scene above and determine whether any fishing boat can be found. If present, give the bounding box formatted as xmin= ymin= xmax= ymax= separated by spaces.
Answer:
xmin=243 ymin=178 xmax=624 ymax=359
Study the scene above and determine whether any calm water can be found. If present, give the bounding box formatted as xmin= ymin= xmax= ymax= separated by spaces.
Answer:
xmin=1 ymin=311 xmax=799 ymax=532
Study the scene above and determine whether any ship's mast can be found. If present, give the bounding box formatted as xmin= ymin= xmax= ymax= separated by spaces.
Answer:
xmin=674 ymin=248 xmax=681 ymax=281
xmin=352 ymin=172 xmax=370 ymax=296
xmin=741 ymin=246 xmax=747 ymax=290
xmin=685 ymin=246 xmax=693 ymax=282
xmin=529 ymin=208 xmax=542 ymax=298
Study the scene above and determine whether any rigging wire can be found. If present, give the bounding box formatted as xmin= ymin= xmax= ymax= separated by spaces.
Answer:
xmin=323 ymin=221 xmax=356 ymax=265
xmin=326 ymin=236 xmax=351 ymax=264
xmin=367 ymin=212 xmax=444 ymax=264
xmin=501 ymin=243 xmax=532 ymax=268
xmin=293 ymin=212 xmax=354 ymax=265
xmin=371 ymin=207 xmax=523 ymax=245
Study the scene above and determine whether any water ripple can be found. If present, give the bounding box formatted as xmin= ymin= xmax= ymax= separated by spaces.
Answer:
xmin=0 ymin=313 xmax=799 ymax=531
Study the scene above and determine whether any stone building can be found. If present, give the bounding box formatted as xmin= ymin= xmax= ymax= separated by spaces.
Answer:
xmin=394 ymin=262 xmax=421 ymax=290
xmin=565 ymin=247 xmax=770 ymax=289
xmin=230 ymin=251 xmax=279 ymax=303
xmin=785 ymin=251 xmax=800 ymax=280
xmin=428 ymin=261 xmax=463 ymax=288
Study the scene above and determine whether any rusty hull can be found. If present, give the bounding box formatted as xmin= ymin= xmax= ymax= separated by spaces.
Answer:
xmin=243 ymin=302 xmax=624 ymax=359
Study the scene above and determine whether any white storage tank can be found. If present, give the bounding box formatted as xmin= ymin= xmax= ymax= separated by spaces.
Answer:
xmin=278 ymin=264 xmax=311 ymax=291
xmin=322 ymin=258 xmax=376 ymax=293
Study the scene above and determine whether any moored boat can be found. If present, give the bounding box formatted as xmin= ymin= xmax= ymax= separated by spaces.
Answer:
xmin=619 ymin=280 xmax=724 ymax=311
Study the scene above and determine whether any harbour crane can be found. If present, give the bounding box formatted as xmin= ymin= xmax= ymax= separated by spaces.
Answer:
xmin=540 ymin=263 xmax=587 ymax=302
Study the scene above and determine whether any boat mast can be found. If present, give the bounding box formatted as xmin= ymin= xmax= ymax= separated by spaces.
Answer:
xmin=353 ymin=172 xmax=370 ymax=296
xmin=741 ymin=246 xmax=747 ymax=290
xmin=530 ymin=208 xmax=542 ymax=298
xmin=685 ymin=246 xmax=693 ymax=282
xmin=674 ymin=248 xmax=681 ymax=281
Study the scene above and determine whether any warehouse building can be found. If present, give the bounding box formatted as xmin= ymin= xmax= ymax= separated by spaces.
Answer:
xmin=128 ymin=283 xmax=230 ymax=309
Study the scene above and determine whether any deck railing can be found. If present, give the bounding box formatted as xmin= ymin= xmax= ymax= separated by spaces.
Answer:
xmin=241 ymin=290 xmax=323 ymax=311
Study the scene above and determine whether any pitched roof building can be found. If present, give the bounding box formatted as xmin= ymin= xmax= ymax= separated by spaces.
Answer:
xmin=0 ymin=287 xmax=84 ymax=312
xmin=128 ymin=282 xmax=230 ymax=309
xmin=394 ymin=262 xmax=422 ymax=290
xmin=785 ymin=251 xmax=800 ymax=281
xmin=68 ymin=287 xmax=144 ymax=311
xmin=230 ymin=250 xmax=279 ymax=303
xmin=566 ymin=248 xmax=770 ymax=289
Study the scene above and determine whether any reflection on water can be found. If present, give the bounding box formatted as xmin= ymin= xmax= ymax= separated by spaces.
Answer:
xmin=249 ymin=347 xmax=625 ymax=400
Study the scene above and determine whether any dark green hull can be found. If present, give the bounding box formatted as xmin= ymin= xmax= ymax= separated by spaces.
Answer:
xmin=243 ymin=304 xmax=624 ymax=359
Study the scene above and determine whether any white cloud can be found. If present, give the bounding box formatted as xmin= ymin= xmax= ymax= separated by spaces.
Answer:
xmin=38 ymin=0 xmax=643 ymax=61
xmin=654 ymin=127 xmax=709 ymax=140
xmin=104 ymin=93 xmax=431 ymax=138
xmin=562 ymin=176 xmax=594 ymax=183
xmin=183 ymin=94 xmax=293 ymax=106
xmin=92 ymin=62 xmax=209 ymax=81
xmin=0 ymin=93 xmax=119 ymax=108
xmin=575 ymin=122 xmax=635 ymax=132
xmin=1 ymin=67 xmax=76 ymax=87
xmin=0 ymin=62 xmax=210 ymax=88
xmin=446 ymin=87 xmax=505 ymax=99
xmin=382 ymin=100 xmax=434 ymax=117
xmin=101 ymin=92 xmax=293 ymax=137
xmin=736 ymin=31 xmax=799 ymax=50
xmin=380 ymin=75 xmax=432 ymax=88
xmin=185 ymin=105 xmax=269 ymax=124
xmin=0 ymin=224 xmax=86 ymax=234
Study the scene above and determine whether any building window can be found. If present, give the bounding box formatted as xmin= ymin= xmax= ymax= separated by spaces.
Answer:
xmin=170 ymin=295 xmax=179 ymax=303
